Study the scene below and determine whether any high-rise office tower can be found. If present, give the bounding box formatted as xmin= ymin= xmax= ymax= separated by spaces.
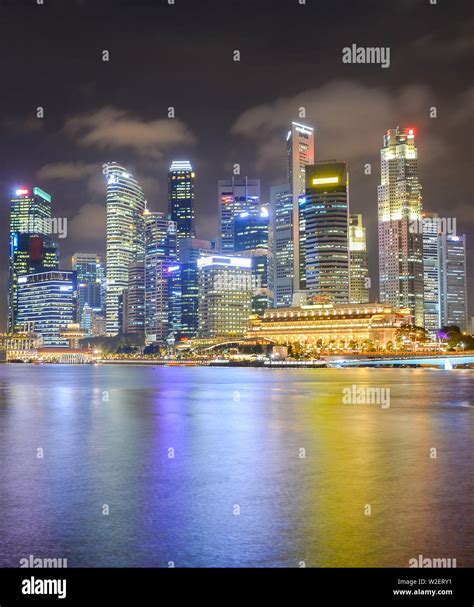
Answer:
xmin=286 ymin=122 xmax=315 ymax=291
xmin=172 ymin=238 xmax=215 ymax=339
xmin=16 ymin=270 xmax=77 ymax=347
xmin=144 ymin=211 xmax=177 ymax=344
xmin=234 ymin=206 xmax=269 ymax=252
xmin=72 ymin=253 xmax=104 ymax=328
xmin=349 ymin=214 xmax=369 ymax=304
xmin=197 ymin=255 xmax=253 ymax=338
xmin=218 ymin=177 xmax=260 ymax=253
xmin=378 ymin=127 xmax=424 ymax=326
xmin=168 ymin=161 xmax=195 ymax=244
xmin=80 ymin=305 xmax=106 ymax=338
xmin=125 ymin=261 xmax=146 ymax=334
xmin=104 ymin=162 xmax=146 ymax=335
xmin=8 ymin=186 xmax=58 ymax=332
xmin=167 ymin=264 xmax=182 ymax=339
xmin=178 ymin=238 xmax=215 ymax=264
xmin=10 ymin=186 xmax=51 ymax=233
xmin=439 ymin=234 xmax=468 ymax=331
xmin=234 ymin=206 xmax=273 ymax=315
xmin=270 ymin=184 xmax=293 ymax=308
xmin=422 ymin=212 xmax=442 ymax=336
xmin=72 ymin=253 xmax=104 ymax=293
xmin=304 ymin=161 xmax=350 ymax=304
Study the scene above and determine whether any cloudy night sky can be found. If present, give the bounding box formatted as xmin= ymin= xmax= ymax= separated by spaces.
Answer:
xmin=0 ymin=0 xmax=472 ymax=330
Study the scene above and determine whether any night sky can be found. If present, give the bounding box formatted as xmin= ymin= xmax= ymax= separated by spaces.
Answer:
xmin=0 ymin=0 xmax=472 ymax=331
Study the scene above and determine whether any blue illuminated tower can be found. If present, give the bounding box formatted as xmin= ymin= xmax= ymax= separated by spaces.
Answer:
xmin=234 ymin=206 xmax=273 ymax=315
xmin=270 ymin=184 xmax=293 ymax=308
xmin=8 ymin=186 xmax=58 ymax=332
xmin=16 ymin=270 xmax=77 ymax=347
xmin=144 ymin=211 xmax=177 ymax=344
xmin=168 ymin=161 xmax=195 ymax=245
xmin=218 ymin=177 xmax=260 ymax=253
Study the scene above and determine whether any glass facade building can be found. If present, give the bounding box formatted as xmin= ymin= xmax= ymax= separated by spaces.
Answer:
xmin=304 ymin=161 xmax=350 ymax=304
xmin=439 ymin=234 xmax=468 ymax=331
xmin=218 ymin=177 xmax=260 ymax=253
xmin=124 ymin=261 xmax=146 ymax=335
xmin=234 ymin=206 xmax=273 ymax=315
xmin=168 ymin=161 xmax=195 ymax=244
xmin=144 ymin=211 xmax=177 ymax=344
xmin=166 ymin=238 xmax=215 ymax=340
xmin=72 ymin=253 xmax=104 ymax=332
xmin=422 ymin=212 xmax=442 ymax=336
xmin=104 ymin=162 xmax=146 ymax=335
xmin=8 ymin=187 xmax=57 ymax=332
xmin=270 ymin=184 xmax=293 ymax=308
xmin=16 ymin=270 xmax=77 ymax=347
xmin=349 ymin=214 xmax=369 ymax=304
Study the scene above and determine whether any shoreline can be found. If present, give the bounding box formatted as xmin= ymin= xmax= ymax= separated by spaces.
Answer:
xmin=3 ymin=359 xmax=474 ymax=370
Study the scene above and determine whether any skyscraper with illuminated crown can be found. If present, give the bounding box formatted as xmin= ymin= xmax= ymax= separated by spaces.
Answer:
xmin=378 ymin=127 xmax=424 ymax=326
xmin=168 ymin=161 xmax=195 ymax=244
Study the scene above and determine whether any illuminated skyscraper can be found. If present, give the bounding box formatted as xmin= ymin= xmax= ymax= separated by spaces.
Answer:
xmin=8 ymin=186 xmax=57 ymax=332
xmin=171 ymin=238 xmax=215 ymax=339
xmin=144 ymin=211 xmax=177 ymax=344
xmin=197 ymin=255 xmax=253 ymax=338
xmin=124 ymin=261 xmax=146 ymax=334
xmin=104 ymin=162 xmax=146 ymax=335
xmin=422 ymin=212 xmax=441 ymax=336
xmin=349 ymin=214 xmax=369 ymax=304
xmin=218 ymin=177 xmax=260 ymax=253
xmin=72 ymin=253 xmax=104 ymax=329
xmin=270 ymin=184 xmax=293 ymax=308
xmin=439 ymin=234 xmax=468 ymax=331
xmin=16 ymin=270 xmax=77 ymax=347
xmin=10 ymin=186 xmax=51 ymax=234
xmin=234 ymin=206 xmax=273 ymax=315
xmin=304 ymin=161 xmax=350 ymax=304
xmin=378 ymin=127 xmax=424 ymax=326
xmin=168 ymin=161 xmax=195 ymax=243
xmin=286 ymin=122 xmax=315 ymax=291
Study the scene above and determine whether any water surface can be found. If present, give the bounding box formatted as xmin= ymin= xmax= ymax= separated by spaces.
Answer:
xmin=0 ymin=365 xmax=472 ymax=567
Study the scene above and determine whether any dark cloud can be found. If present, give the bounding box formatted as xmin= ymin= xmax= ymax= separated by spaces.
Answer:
xmin=232 ymin=81 xmax=451 ymax=176
xmin=64 ymin=107 xmax=196 ymax=160
xmin=67 ymin=203 xmax=106 ymax=244
xmin=37 ymin=162 xmax=98 ymax=181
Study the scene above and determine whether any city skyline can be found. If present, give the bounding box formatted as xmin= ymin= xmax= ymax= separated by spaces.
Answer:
xmin=1 ymin=1 xmax=473 ymax=595
xmin=6 ymin=117 xmax=471 ymax=336
xmin=0 ymin=0 xmax=472 ymax=331
xmin=4 ymin=118 xmax=471 ymax=341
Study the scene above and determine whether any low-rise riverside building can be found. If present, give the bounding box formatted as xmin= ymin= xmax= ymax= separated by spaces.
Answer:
xmin=246 ymin=302 xmax=411 ymax=350
xmin=0 ymin=331 xmax=42 ymax=360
